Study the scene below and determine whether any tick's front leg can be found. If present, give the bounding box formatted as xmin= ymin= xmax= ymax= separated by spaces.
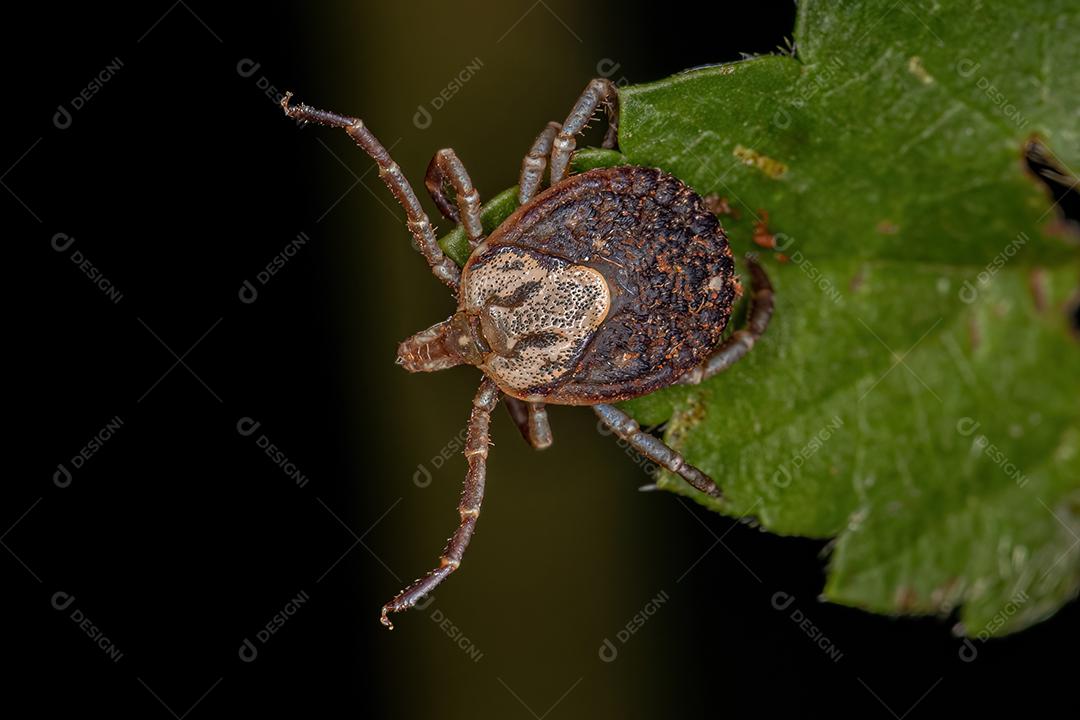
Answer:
xmin=425 ymin=148 xmax=484 ymax=249
xmin=281 ymin=93 xmax=461 ymax=293
xmin=549 ymin=78 xmax=619 ymax=185
xmin=518 ymin=121 xmax=561 ymax=204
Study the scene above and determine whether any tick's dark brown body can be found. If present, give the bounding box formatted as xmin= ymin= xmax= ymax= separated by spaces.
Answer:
xmin=472 ymin=165 xmax=740 ymax=404
xmin=281 ymin=78 xmax=774 ymax=630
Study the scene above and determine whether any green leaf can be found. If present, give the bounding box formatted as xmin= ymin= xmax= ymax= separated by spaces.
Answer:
xmin=438 ymin=0 xmax=1080 ymax=636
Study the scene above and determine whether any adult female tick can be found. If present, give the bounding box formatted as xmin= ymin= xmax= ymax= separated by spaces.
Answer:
xmin=282 ymin=77 xmax=775 ymax=629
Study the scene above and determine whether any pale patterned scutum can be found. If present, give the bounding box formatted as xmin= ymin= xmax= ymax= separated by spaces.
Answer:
xmin=462 ymin=246 xmax=610 ymax=394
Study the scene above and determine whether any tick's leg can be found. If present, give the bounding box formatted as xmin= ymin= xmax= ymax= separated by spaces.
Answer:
xmin=504 ymin=397 xmax=554 ymax=450
xmin=549 ymin=78 xmax=619 ymax=185
xmin=380 ymin=377 xmax=500 ymax=629
xmin=518 ymin=121 xmax=560 ymax=204
xmin=425 ymin=149 xmax=484 ymax=249
xmin=282 ymin=93 xmax=461 ymax=292
xmin=593 ymin=404 xmax=720 ymax=497
xmin=679 ymin=256 xmax=775 ymax=386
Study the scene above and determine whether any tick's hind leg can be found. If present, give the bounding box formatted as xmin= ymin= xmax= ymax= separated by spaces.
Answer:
xmin=679 ymin=255 xmax=775 ymax=386
xmin=425 ymin=148 xmax=484 ymax=248
xmin=504 ymin=397 xmax=553 ymax=450
xmin=380 ymin=377 xmax=500 ymax=629
xmin=593 ymin=404 xmax=720 ymax=498
xmin=281 ymin=93 xmax=460 ymax=292
xmin=549 ymin=78 xmax=619 ymax=185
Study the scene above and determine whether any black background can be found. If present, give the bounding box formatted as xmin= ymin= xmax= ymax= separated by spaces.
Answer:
xmin=8 ymin=2 xmax=1077 ymax=717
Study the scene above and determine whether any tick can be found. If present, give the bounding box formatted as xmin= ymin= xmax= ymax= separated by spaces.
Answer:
xmin=282 ymin=78 xmax=775 ymax=629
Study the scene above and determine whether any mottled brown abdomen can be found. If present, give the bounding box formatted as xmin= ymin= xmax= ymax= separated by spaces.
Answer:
xmin=463 ymin=165 xmax=739 ymax=404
